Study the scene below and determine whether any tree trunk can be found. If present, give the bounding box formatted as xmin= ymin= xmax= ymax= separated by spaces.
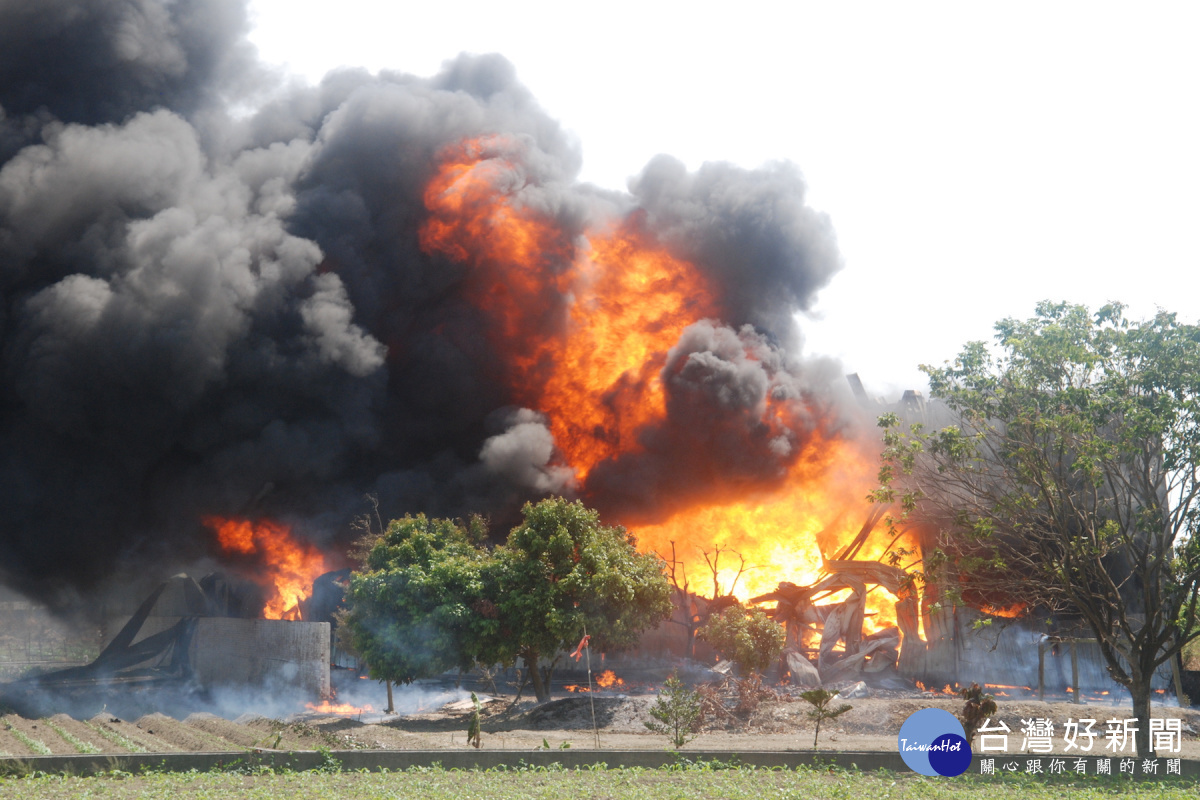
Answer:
xmin=524 ymin=649 xmax=549 ymax=702
xmin=1130 ymin=679 xmax=1153 ymax=757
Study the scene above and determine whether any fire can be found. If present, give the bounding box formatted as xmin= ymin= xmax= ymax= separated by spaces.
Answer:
xmin=979 ymin=602 xmax=1026 ymax=619
xmin=306 ymin=700 xmax=374 ymax=715
xmin=204 ymin=516 xmax=328 ymax=619
xmin=418 ymin=135 xmax=919 ymax=643
xmin=595 ymin=670 xmax=624 ymax=689
xmin=539 ymin=229 xmax=719 ymax=478
xmin=420 ymin=135 xmax=719 ymax=480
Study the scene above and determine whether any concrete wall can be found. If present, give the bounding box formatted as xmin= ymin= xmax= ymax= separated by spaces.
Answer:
xmin=189 ymin=618 xmax=329 ymax=698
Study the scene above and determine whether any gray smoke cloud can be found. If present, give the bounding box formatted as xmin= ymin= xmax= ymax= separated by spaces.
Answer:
xmin=585 ymin=321 xmax=855 ymax=521
xmin=630 ymin=156 xmax=842 ymax=347
xmin=0 ymin=0 xmax=260 ymax=128
xmin=0 ymin=0 xmax=849 ymax=606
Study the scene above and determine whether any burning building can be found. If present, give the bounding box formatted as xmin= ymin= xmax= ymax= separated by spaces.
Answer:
xmin=0 ymin=0 xmax=1182 ymax=708
xmin=0 ymin=1 xmax=859 ymax=620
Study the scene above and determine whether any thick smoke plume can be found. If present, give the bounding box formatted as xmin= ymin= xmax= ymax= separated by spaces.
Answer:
xmin=0 ymin=0 xmax=847 ymax=607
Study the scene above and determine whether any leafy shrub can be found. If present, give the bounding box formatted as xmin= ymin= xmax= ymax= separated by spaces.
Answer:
xmin=799 ymin=688 xmax=852 ymax=749
xmin=958 ymin=683 xmax=997 ymax=743
xmin=697 ymin=608 xmax=785 ymax=676
xmin=645 ymin=672 xmax=703 ymax=748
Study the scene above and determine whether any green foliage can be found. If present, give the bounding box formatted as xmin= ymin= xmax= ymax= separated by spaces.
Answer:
xmin=697 ymin=607 xmax=785 ymax=675
xmin=466 ymin=692 xmax=482 ymax=749
xmin=343 ymin=499 xmax=672 ymax=698
xmin=644 ymin=671 xmax=703 ymax=748
xmin=957 ymin=683 xmax=997 ymax=743
xmin=3 ymin=722 xmax=49 ymax=756
xmin=799 ymin=689 xmax=852 ymax=749
xmin=314 ymin=746 xmax=342 ymax=774
xmin=42 ymin=719 xmax=99 ymax=754
xmin=2 ymin=762 xmax=1200 ymax=796
xmin=877 ymin=301 xmax=1200 ymax=755
xmin=495 ymin=498 xmax=673 ymax=658
xmin=341 ymin=514 xmax=503 ymax=685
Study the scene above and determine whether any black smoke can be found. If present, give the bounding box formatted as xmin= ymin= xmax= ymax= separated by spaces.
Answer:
xmin=0 ymin=0 xmax=846 ymax=606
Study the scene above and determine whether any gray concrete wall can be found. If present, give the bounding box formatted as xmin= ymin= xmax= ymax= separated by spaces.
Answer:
xmin=189 ymin=619 xmax=329 ymax=698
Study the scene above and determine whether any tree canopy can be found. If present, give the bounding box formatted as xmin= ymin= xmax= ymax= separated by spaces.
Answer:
xmin=494 ymin=497 xmax=673 ymax=701
xmin=697 ymin=606 xmax=785 ymax=676
xmin=878 ymin=301 xmax=1200 ymax=755
xmin=341 ymin=498 xmax=672 ymax=702
xmin=340 ymin=514 xmax=502 ymax=685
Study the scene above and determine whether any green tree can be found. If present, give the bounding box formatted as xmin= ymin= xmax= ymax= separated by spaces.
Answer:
xmin=644 ymin=671 xmax=702 ymax=748
xmin=494 ymin=497 xmax=673 ymax=702
xmin=340 ymin=514 xmax=504 ymax=685
xmin=877 ymin=302 xmax=1200 ymax=756
xmin=697 ymin=607 xmax=785 ymax=676
xmin=799 ymin=688 xmax=852 ymax=749
xmin=342 ymin=499 xmax=672 ymax=703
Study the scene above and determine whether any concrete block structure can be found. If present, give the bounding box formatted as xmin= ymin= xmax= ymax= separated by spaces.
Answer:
xmin=190 ymin=618 xmax=330 ymax=698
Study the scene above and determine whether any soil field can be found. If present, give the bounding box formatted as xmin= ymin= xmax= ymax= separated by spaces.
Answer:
xmin=2 ymin=693 xmax=1199 ymax=758
xmin=3 ymin=765 xmax=1200 ymax=800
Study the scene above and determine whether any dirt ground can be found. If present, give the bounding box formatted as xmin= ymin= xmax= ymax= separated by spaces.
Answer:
xmin=2 ymin=690 xmax=1199 ymax=758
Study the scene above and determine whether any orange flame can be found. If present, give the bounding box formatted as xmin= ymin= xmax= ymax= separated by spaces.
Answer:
xmin=980 ymin=602 xmax=1026 ymax=619
xmin=306 ymin=701 xmax=374 ymax=715
xmin=204 ymin=516 xmax=328 ymax=620
xmin=595 ymin=670 xmax=624 ymax=689
xmin=421 ymin=136 xmax=719 ymax=481
xmin=418 ymin=135 xmax=919 ymax=643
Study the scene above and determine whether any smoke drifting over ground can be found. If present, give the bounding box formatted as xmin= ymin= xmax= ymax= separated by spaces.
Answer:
xmin=0 ymin=0 xmax=848 ymax=606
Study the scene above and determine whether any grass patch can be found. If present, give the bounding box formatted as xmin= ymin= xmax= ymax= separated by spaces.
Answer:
xmin=0 ymin=764 xmax=1196 ymax=799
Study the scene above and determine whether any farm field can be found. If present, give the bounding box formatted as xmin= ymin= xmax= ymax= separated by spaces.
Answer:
xmin=0 ymin=695 xmax=1197 ymax=757
xmin=1 ymin=764 xmax=1198 ymax=800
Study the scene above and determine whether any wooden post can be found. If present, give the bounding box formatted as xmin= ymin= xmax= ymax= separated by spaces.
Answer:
xmin=1070 ymin=640 xmax=1080 ymax=704
xmin=1037 ymin=641 xmax=1046 ymax=702
xmin=1171 ymin=656 xmax=1188 ymax=706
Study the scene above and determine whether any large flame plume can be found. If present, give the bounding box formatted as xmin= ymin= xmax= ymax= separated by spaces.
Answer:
xmin=419 ymin=135 xmax=913 ymax=626
xmin=204 ymin=517 xmax=329 ymax=620
xmin=421 ymin=136 xmax=721 ymax=480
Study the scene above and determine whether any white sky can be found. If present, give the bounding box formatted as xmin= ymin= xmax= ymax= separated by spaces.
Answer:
xmin=247 ymin=1 xmax=1200 ymax=399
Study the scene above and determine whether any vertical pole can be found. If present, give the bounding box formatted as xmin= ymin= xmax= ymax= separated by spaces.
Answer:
xmin=1071 ymin=640 xmax=1080 ymax=704
xmin=1171 ymin=655 xmax=1187 ymax=707
xmin=1038 ymin=641 xmax=1045 ymax=702
xmin=386 ymin=680 xmax=394 ymax=714
xmin=584 ymin=625 xmax=600 ymax=749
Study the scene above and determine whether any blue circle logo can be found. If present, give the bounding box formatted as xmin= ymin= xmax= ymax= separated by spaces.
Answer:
xmin=897 ymin=708 xmax=971 ymax=776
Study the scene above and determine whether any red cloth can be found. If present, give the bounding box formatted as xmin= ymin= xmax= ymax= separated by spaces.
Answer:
xmin=570 ymin=634 xmax=590 ymax=661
